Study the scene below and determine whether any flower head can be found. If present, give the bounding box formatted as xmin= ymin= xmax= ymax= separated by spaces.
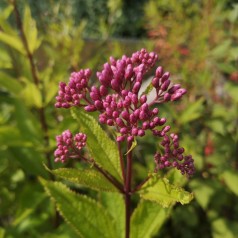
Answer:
xmin=54 ymin=49 xmax=194 ymax=176
xmin=54 ymin=130 xmax=87 ymax=163
xmin=154 ymin=133 xmax=195 ymax=177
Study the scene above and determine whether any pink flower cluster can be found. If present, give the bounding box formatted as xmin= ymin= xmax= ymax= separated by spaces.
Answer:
xmin=154 ymin=133 xmax=195 ymax=176
xmin=54 ymin=49 xmax=195 ymax=176
xmin=54 ymin=130 xmax=87 ymax=163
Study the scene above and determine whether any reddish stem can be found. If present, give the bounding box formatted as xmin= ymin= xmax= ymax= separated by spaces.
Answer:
xmin=125 ymin=141 xmax=133 ymax=238
xmin=118 ymin=141 xmax=126 ymax=183
xmin=77 ymin=155 xmax=124 ymax=193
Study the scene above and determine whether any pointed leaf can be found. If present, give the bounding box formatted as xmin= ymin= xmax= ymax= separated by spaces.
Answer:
xmin=125 ymin=138 xmax=137 ymax=155
xmin=138 ymin=175 xmax=193 ymax=208
xmin=222 ymin=170 xmax=238 ymax=196
xmin=71 ymin=108 xmax=122 ymax=181
xmin=40 ymin=179 xmax=117 ymax=238
xmin=20 ymin=78 xmax=42 ymax=108
xmin=179 ymin=98 xmax=204 ymax=124
xmin=100 ymin=192 xmax=125 ymax=238
xmin=23 ymin=6 xmax=41 ymax=53
xmin=0 ymin=71 xmax=23 ymax=95
xmin=131 ymin=200 xmax=171 ymax=238
xmin=0 ymin=31 xmax=25 ymax=54
xmin=48 ymin=167 xmax=119 ymax=192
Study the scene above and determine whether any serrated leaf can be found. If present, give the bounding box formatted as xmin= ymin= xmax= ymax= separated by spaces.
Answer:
xmin=48 ymin=167 xmax=119 ymax=192
xmin=0 ymin=71 xmax=23 ymax=95
xmin=131 ymin=200 xmax=171 ymax=238
xmin=100 ymin=192 xmax=125 ymax=238
xmin=0 ymin=31 xmax=25 ymax=54
xmin=138 ymin=175 xmax=193 ymax=208
xmin=40 ymin=179 xmax=117 ymax=238
xmin=71 ymin=108 xmax=122 ymax=182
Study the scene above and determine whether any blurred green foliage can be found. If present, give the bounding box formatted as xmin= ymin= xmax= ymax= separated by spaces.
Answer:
xmin=0 ymin=0 xmax=238 ymax=237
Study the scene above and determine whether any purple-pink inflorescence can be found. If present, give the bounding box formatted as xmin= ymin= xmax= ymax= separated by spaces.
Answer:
xmin=154 ymin=133 xmax=195 ymax=176
xmin=54 ymin=130 xmax=87 ymax=163
xmin=54 ymin=49 xmax=194 ymax=176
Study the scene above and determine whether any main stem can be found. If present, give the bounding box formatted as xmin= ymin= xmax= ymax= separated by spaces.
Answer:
xmin=125 ymin=141 xmax=132 ymax=238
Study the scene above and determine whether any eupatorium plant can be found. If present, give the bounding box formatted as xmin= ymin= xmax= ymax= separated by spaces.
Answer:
xmin=41 ymin=49 xmax=195 ymax=238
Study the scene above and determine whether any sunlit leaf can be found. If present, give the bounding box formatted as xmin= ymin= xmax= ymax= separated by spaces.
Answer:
xmin=100 ymin=192 xmax=125 ymax=238
xmin=0 ymin=72 xmax=23 ymax=95
xmin=131 ymin=200 xmax=171 ymax=238
xmin=71 ymin=108 xmax=122 ymax=182
xmin=138 ymin=175 xmax=193 ymax=208
xmin=222 ymin=170 xmax=238 ymax=196
xmin=189 ymin=179 xmax=216 ymax=209
xmin=48 ymin=167 xmax=120 ymax=192
xmin=179 ymin=98 xmax=204 ymax=124
xmin=211 ymin=217 xmax=238 ymax=238
xmin=20 ymin=78 xmax=42 ymax=108
xmin=0 ymin=126 xmax=32 ymax=147
xmin=125 ymin=138 xmax=137 ymax=155
xmin=40 ymin=179 xmax=117 ymax=238
xmin=0 ymin=32 xmax=25 ymax=54
xmin=23 ymin=6 xmax=41 ymax=53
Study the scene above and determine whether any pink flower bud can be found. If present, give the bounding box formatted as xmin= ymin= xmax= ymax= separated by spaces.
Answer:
xmin=152 ymin=77 xmax=160 ymax=88
xmin=84 ymin=105 xmax=96 ymax=112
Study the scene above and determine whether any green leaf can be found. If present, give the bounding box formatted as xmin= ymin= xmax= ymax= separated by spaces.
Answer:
xmin=210 ymin=40 xmax=231 ymax=59
xmin=0 ymin=227 xmax=5 ymax=238
xmin=125 ymin=138 xmax=137 ymax=155
xmin=40 ymin=179 xmax=117 ymax=238
xmin=138 ymin=175 xmax=193 ymax=208
xmin=225 ymin=82 xmax=238 ymax=103
xmin=48 ymin=167 xmax=119 ymax=192
xmin=23 ymin=6 xmax=41 ymax=53
xmin=0 ymin=126 xmax=33 ymax=147
xmin=20 ymin=78 xmax=42 ymax=108
xmin=189 ymin=179 xmax=216 ymax=209
xmin=100 ymin=192 xmax=125 ymax=238
xmin=222 ymin=170 xmax=238 ymax=196
xmin=0 ymin=71 xmax=23 ymax=95
xmin=71 ymin=108 xmax=122 ymax=181
xmin=206 ymin=119 xmax=226 ymax=135
xmin=0 ymin=31 xmax=25 ymax=54
xmin=211 ymin=218 xmax=238 ymax=238
xmin=179 ymin=98 xmax=204 ymax=124
xmin=142 ymin=82 xmax=154 ymax=96
xmin=131 ymin=200 xmax=171 ymax=238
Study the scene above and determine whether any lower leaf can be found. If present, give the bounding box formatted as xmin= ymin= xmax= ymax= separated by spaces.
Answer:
xmin=138 ymin=175 xmax=193 ymax=208
xmin=130 ymin=200 xmax=171 ymax=238
xmin=40 ymin=178 xmax=118 ymax=238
